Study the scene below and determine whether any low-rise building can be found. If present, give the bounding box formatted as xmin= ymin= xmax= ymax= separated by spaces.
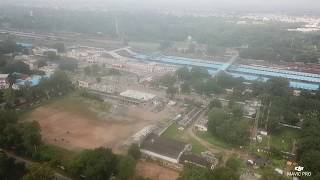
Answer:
xmin=0 ymin=74 xmax=9 ymax=89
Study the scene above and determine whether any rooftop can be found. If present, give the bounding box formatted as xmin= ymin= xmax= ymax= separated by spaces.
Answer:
xmin=0 ymin=74 xmax=9 ymax=79
xmin=141 ymin=134 xmax=188 ymax=160
xmin=180 ymin=153 xmax=211 ymax=168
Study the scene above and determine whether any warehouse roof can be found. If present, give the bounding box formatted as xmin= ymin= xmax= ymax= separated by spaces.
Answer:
xmin=141 ymin=134 xmax=187 ymax=160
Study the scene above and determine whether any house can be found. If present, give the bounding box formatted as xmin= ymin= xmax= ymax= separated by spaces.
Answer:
xmin=0 ymin=74 xmax=9 ymax=89
xmin=39 ymin=63 xmax=58 ymax=76
xmin=140 ymin=134 xmax=191 ymax=165
xmin=194 ymin=118 xmax=208 ymax=132
xmin=78 ymin=80 xmax=91 ymax=88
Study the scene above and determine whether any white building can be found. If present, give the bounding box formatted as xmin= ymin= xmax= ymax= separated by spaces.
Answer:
xmin=78 ymin=80 xmax=91 ymax=88
xmin=0 ymin=74 xmax=9 ymax=89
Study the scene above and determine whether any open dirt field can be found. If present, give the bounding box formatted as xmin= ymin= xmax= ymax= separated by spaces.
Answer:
xmin=134 ymin=161 xmax=179 ymax=180
xmin=24 ymin=95 xmax=169 ymax=152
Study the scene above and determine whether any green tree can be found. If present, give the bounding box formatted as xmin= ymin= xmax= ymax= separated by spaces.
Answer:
xmin=297 ymin=111 xmax=320 ymax=177
xmin=176 ymin=67 xmax=191 ymax=81
xmin=231 ymin=105 xmax=244 ymax=119
xmin=208 ymin=99 xmax=222 ymax=110
xmin=0 ymin=152 xmax=27 ymax=180
xmin=23 ymin=163 xmax=55 ymax=180
xmin=166 ymin=86 xmax=178 ymax=98
xmin=69 ymin=147 xmax=117 ymax=180
xmin=116 ymin=155 xmax=136 ymax=180
xmin=225 ymin=155 xmax=242 ymax=173
xmin=3 ymin=88 xmax=16 ymax=107
xmin=265 ymin=77 xmax=290 ymax=97
xmin=212 ymin=167 xmax=239 ymax=180
xmin=19 ymin=121 xmax=42 ymax=155
xmin=180 ymin=83 xmax=191 ymax=94
xmin=178 ymin=164 xmax=212 ymax=180
xmin=261 ymin=167 xmax=289 ymax=180
xmin=128 ymin=144 xmax=141 ymax=160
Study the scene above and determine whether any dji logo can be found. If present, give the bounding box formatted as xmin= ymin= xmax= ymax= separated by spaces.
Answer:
xmin=295 ymin=166 xmax=304 ymax=172
xmin=288 ymin=166 xmax=311 ymax=177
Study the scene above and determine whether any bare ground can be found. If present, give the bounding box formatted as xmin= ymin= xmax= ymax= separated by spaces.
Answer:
xmin=23 ymin=96 xmax=172 ymax=152
xmin=133 ymin=161 xmax=179 ymax=180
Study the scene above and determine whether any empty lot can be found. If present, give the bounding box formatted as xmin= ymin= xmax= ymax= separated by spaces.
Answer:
xmin=134 ymin=161 xmax=179 ymax=180
xmin=23 ymin=95 xmax=167 ymax=152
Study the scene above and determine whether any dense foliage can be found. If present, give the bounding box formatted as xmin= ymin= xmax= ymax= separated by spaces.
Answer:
xmin=207 ymin=107 xmax=249 ymax=146
xmin=0 ymin=152 xmax=27 ymax=180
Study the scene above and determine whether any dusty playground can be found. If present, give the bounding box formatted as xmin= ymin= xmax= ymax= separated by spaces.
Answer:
xmin=134 ymin=161 xmax=179 ymax=180
xmin=23 ymin=95 xmax=173 ymax=152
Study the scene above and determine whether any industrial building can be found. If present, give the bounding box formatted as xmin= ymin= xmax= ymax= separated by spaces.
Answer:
xmin=133 ymin=54 xmax=320 ymax=91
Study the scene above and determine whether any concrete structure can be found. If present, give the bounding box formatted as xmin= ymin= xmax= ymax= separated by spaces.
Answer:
xmin=0 ymin=74 xmax=9 ymax=89
xmin=120 ymin=90 xmax=156 ymax=102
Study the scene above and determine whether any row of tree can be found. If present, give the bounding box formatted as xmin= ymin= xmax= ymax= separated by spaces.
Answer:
xmin=252 ymin=77 xmax=320 ymax=131
xmin=156 ymin=67 xmax=245 ymax=98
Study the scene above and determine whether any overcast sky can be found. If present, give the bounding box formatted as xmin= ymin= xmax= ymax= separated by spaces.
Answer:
xmin=2 ymin=0 xmax=320 ymax=13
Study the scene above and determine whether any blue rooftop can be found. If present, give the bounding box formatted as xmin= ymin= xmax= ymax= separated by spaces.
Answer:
xmin=16 ymin=75 xmax=50 ymax=87
xmin=134 ymin=54 xmax=320 ymax=91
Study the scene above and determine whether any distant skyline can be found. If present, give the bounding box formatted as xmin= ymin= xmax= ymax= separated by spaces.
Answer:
xmin=2 ymin=0 xmax=320 ymax=14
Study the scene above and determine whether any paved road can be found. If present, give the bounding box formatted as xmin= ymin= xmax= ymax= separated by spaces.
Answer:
xmin=4 ymin=151 xmax=72 ymax=180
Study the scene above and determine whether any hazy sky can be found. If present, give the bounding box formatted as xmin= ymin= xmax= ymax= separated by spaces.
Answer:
xmin=2 ymin=0 xmax=320 ymax=13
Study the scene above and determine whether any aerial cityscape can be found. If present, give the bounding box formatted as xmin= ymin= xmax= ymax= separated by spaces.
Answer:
xmin=0 ymin=0 xmax=319 ymax=180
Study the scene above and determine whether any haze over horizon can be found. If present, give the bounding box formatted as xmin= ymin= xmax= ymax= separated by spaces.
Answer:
xmin=2 ymin=0 xmax=320 ymax=14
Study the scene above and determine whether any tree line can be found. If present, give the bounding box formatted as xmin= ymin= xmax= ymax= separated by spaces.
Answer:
xmin=1 ymin=7 xmax=319 ymax=63
xmin=155 ymin=66 xmax=245 ymax=98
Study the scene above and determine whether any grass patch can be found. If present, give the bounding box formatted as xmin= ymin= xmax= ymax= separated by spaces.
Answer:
xmin=189 ymin=139 xmax=206 ymax=155
xmin=269 ymin=127 xmax=301 ymax=152
xmin=161 ymin=123 xmax=184 ymax=140
xmin=197 ymin=131 xmax=232 ymax=149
